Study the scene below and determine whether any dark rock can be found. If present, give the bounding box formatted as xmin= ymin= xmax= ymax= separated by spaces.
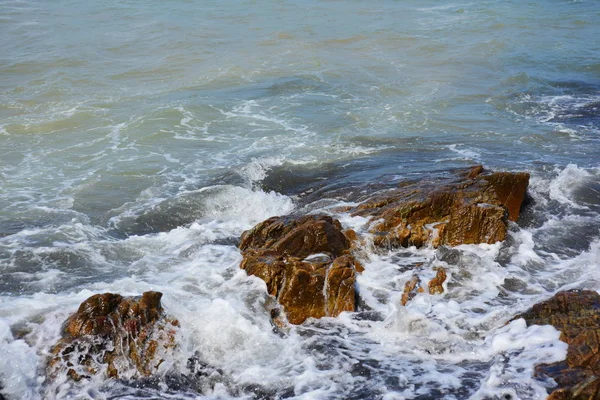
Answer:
xmin=240 ymin=215 xmax=361 ymax=324
xmin=513 ymin=290 xmax=600 ymax=399
xmin=351 ymin=166 xmax=529 ymax=248
xmin=47 ymin=291 xmax=179 ymax=381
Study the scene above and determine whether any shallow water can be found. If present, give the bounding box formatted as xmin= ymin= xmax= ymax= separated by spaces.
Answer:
xmin=1 ymin=1 xmax=600 ymax=399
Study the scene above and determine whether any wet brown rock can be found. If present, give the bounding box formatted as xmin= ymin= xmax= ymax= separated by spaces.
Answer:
xmin=325 ymin=255 xmax=358 ymax=318
xmin=264 ymin=296 xmax=289 ymax=333
xmin=343 ymin=228 xmax=366 ymax=273
xmin=240 ymin=215 xmax=360 ymax=324
xmin=401 ymin=275 xmax=423 ymax=306
xmin=277 ymin=259 xmax=329 ymax=323
xmin=513 ymin=290 xmax=600 ymax=399
xmin=47 ymin=291 xmax=178 ymax=381
xmin=240 ymin=250 xmax=286 ymax=297
xmin=351 ymin=166 xmax=529 ymax=248
xmin=428 ymin=268 xmax=447 ymax=295
xmin=240 ymin=214 xmax=350 ymax=258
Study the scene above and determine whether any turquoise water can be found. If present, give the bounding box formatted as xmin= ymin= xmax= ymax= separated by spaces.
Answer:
xmin=1 ymin=1 xmax=600 ymax=399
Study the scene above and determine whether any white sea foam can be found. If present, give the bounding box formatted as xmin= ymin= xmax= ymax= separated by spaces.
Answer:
xmin=510 ymin=92 xmax=600 ymax=141
xmin=548 ymin=163 xmax=592 ymax=206
xmin=447 ymin=144 xmax=482 ymax=161
xmin=238 ymin=156 xmax=286 ymax=183
xmin=196 ymin=186 xmax=294 ymax=225
xmin=219 ymin=100 xmax=314 ymax=139
xmin=0 ymin=319 xmax=41 ymax=400
xmin=472 ymin=319 xmax=567 ymax=399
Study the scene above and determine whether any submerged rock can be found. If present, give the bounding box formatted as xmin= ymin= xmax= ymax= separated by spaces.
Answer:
xmin=400 ymin=267 xmax=448 ymax=306
xmin=351 ymin=166 xmax=529 ymax=248
xmin=239 ymin=215 xmax=360 ymax=324
xmin=513 ymin=290 xmax=600 ymax=399
xmin=47 ymin=291 xmax=178 ymax=381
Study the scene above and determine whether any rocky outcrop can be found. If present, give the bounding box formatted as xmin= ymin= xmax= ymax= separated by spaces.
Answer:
xmin=513 ymin=290 xmax=600 ymax=399
xmin=239 ymin=167 xmax=529 ymax=322
xmin=239 ymin=215 xmax=360 ymax=324
xmin=47 ymin=291 xmax=178 ymax=381
xmin=351 ymin=166 xmax=529 ymax=249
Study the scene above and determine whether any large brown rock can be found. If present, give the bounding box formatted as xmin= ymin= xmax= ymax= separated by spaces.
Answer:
xmin=351 ymin=166 xmax=529 ymax=248
xmin=513 ymin=290 xmax=600 ymax=399
xmin=240 ymin=215 xmax=360 ymax=324
xmin=47 ymin=291 xmax=179 ymax=381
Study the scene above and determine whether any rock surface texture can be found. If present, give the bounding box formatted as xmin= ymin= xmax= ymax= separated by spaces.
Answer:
xmin=514 ymin=290 xmax=600 ymax=399
xmin=48 ymin=291 xmax=178 ymax=381
xmin=239 ymin=214 xmax=360 ymax=324
xmin=351 ymin=166 xmax=530 ymax=248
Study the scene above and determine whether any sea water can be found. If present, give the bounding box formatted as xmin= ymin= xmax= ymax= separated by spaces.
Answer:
xmin=1 ymin=0 xmax=600 ymax=399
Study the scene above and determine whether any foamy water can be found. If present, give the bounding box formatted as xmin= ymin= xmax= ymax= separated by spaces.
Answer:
xmin=2 ymin=0 xmax=600 ymax=399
